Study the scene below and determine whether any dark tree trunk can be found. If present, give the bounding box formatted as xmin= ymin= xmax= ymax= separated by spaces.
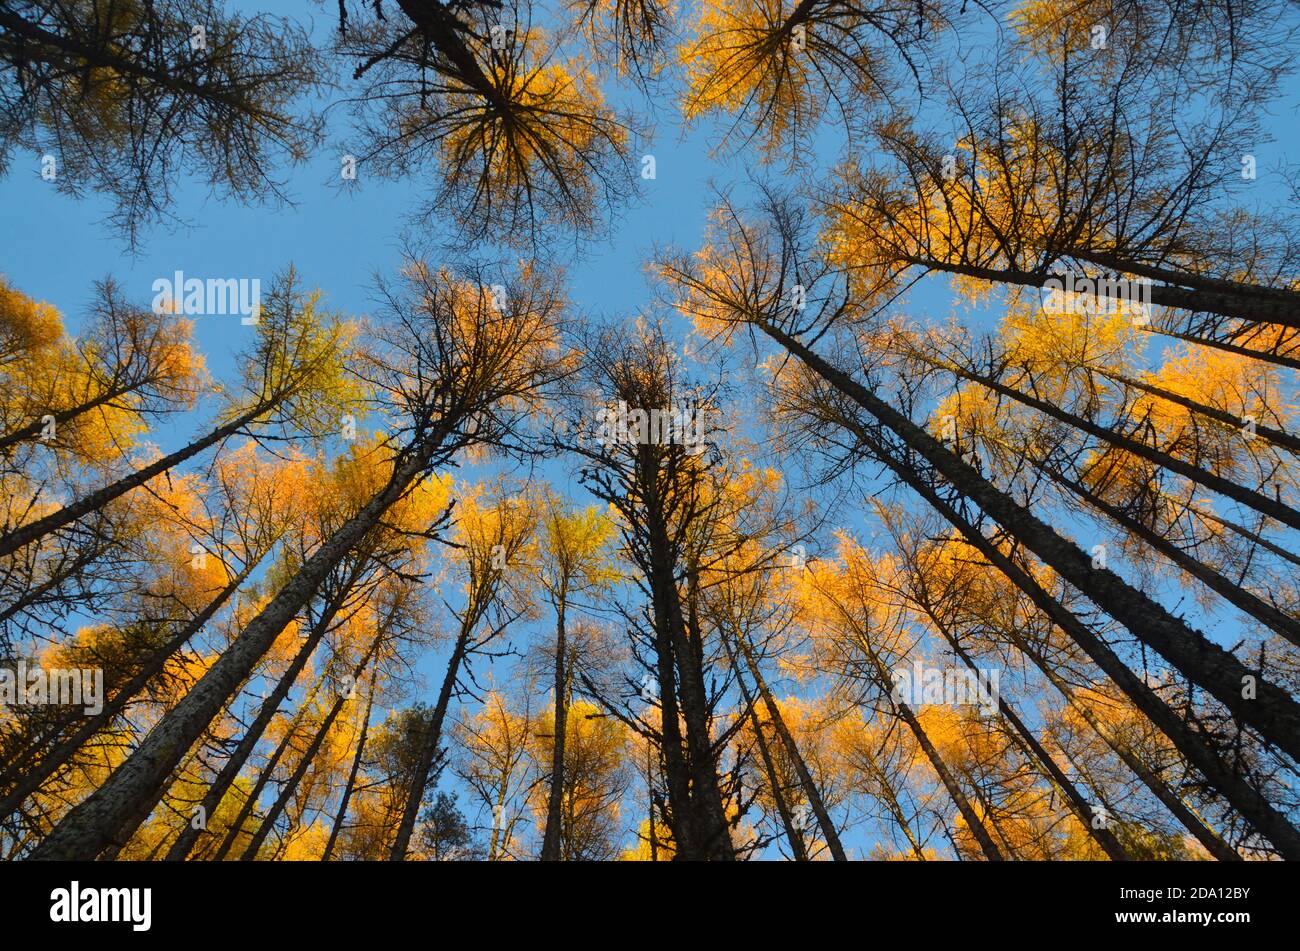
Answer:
xmin=914 ymin=257 xmax=1300 ymax=331
xmin=756 ymin=318 xmax=1300 ymax=765
xmin=29 ymin=429 xmax=452 ymax=861
xmin=1093 ymin=366 xmax=1300 ymax=456
xmin=1032 ymin=455 xmax=1300 ymax=647
xmin=0 ymin=562 xmax=255 ymax=819
xmin=728 ymin=627 xmax=848 ymax=860
xmin=388 ymin=627 xmax=472 ymax=860
xmin=0 ymin=400 xmax=272 ymax=559
xmin=540 ymin=600 xmax=569 ymax=861
xmin=165 ymin=605 xmax=334 ymax=861
xmin=927 ymin=610 xmax=1131 ymax=860
xmin=945 ymin=361 xmax=1300 ymax=533
xmin=892 ymin=691 xmax=1004 ymax=861
xmin=322 ymin=674 xmax=377 ymax=861
xmin=729 ymin=648 xmax=808 ymax=860
xmin=239 ymin=639 xmax=382 ymax=860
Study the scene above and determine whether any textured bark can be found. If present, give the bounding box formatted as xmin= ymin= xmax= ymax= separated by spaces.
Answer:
xmin=540 ymin=601 xmax=569 ymax=861
xmin=656 ymin=549 xmax=733 ymax=860
xmin=28 ymin=432 xmax=449 ymax=860
xmin=758 ymin=321 xmax=1300 ymax=856
xmin=165 ymin=608 xmax=333 ymax=861
xmin=620 ymin=452 xmax=733 ymax=860
xmin=757 ymin=319 xmax=1300 ymax=763
xmin=1062 ymin=250 xmax=1300 ymax=311
xmin=0 ymin=562 xmax=253 ymax=813
xmin=1009 ymin=626 xmax=1241 ymax=861
xmin=906 ymin=445 xmax=1300 ymax=857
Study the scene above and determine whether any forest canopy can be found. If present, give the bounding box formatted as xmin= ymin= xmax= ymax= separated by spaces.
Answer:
xmin=1 ymin=0 xmax=1299 ymax=863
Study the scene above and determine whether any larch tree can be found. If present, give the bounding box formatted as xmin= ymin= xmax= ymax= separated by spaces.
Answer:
xmin=26 ymin=258 xmax=569 ymax=860
xmin=0 ymin=0 xmax=321 ymax=244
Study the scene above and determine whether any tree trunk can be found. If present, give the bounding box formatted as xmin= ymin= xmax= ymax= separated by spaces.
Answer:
xmin=322 ymin=674 xmax=377 ymax=861
xmin=1144 ymin=326 xmax=1300 ymax=374
xmin=1002 ymin=623 xmax=1241 ymax=861
xmin=388 ymin=626 xmax=472 ymax=860
xmin=913 ymin=257 xmax=1300 ymax=331
xmin=1092 ymin=365 xmax=1300 ymax=456
xmin=540 ymin=599 xmax=568 ymax=861
xmin=896 ymin=437 xmax=1292 ymax=856
xmin=665 ymin=558 xmax=734 ymax=860
xmin=728 ymin=627 xmax=848 ymax=860
xmin=892 ymin=691 xmax=1004 ymax=861
xmin=0 ymin=561 xmax=255 ymax=819
xmin=209 ymin=680 xmax=326 ymax=862
xmin=0 ymin=400 xmax=272 ymax=559
xmin=0 ymin=379 xmax=145 ymax=454
xmin=931 ymin=613 xmax=1131 ymax=860
xmin=239 ymin=638 xmax=383 ymax=860
xmin=1033 ymin=454 xmax=1300 ymax=647
xmin=1062 ymin=250 xmax=1300 ymax=309
xmin=164 ymin=604 xmax=335 ymax=860
xmin=756 ymin=318 xmax=1300 ymax=764
xmin=943 ymin=360 xmax=1300 ymax=532
xmin=28 ymin=428 xmax=451 ymax=860
xmin=733 ymin=657 xmax=808 ymax=860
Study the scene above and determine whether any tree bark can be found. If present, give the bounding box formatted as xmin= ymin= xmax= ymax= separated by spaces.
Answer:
xmin=0 ymin=561 xmax=255 ymax=818
xmin=164 ymin=605 xmax=334 ymax=860
xmin=387 ymin=625 xmax=472 ymax=860
xmin=29 ymin=427 xmax=451 ymax=860
xmin=723 ymin=634 xmax=808 ymax=860
xmin=912 ymin=257 xmax=1300 ymax=331
xmin=1010 ymin=625 xmax=1241 ymax=861
xmin=239 ymin=637 xmax=383 ymax=860
xmin=943 ymin=360 xmax=1300 ymax=533
xmin=1090 ymin=365 xmax=1300 ymax=456
xmin=540 ymin=599 xmax=569 ymax=861
xmin=928 ymin=610 xmax=1131 ymax=860
xmin=756 ymin=318 xmax=1300 ymax=764
xmin=728 ymin=627 xmax=848 ymax=860
xmin=322 ymin=674 xmax=377 ymax=861
xmin=1033 ymin=454 xmax=1300 ymax=647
